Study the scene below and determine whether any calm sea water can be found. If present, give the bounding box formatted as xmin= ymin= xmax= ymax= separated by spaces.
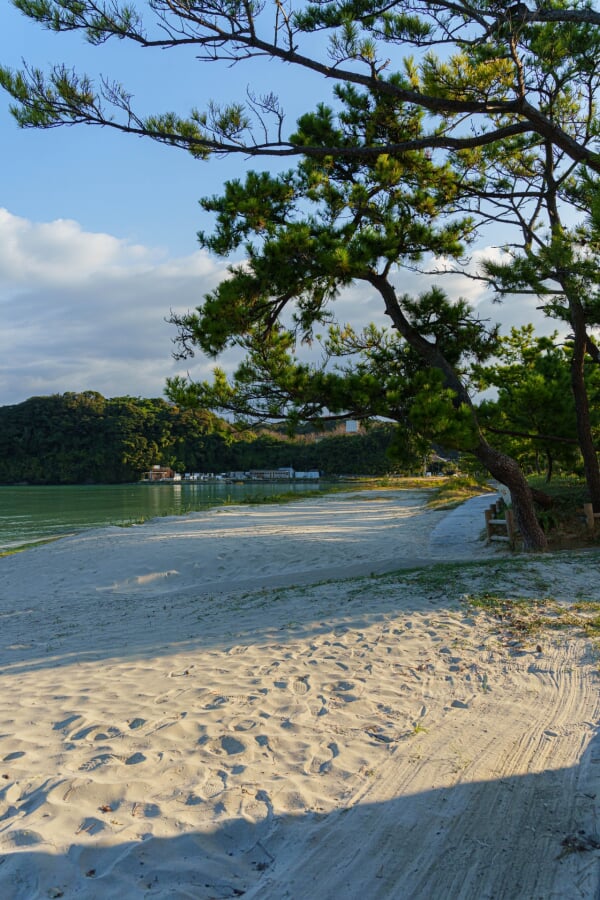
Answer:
xmin=0 ymin=482 xmax=330 ymax=550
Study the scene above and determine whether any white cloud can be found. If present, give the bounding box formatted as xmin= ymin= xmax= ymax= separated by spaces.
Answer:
xmin=0 ymin=210 xmax=565 ymax=408
xmin=0 ymin=210 xmax=159 ymax=288
xmin=0 ymin=209 xmax=229 ymax=406
xmin=326 ymin=248 xmax=560 ymax=340
xmin=412 ymin=247 xmax=567 ymax=338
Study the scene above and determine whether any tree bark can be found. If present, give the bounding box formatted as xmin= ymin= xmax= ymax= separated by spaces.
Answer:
xmin=474 ymin=438 xmax=548 ymax=551
xmin=542 ymin=149 xmax=600 ymax=511
xmin=371 ymin=273 xmax=548 ymax=551
xmin=568 ymin=298 xmax=600 ymax=510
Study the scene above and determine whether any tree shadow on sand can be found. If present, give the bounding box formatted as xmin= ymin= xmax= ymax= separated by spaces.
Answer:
xmin=2 ymin=733 xmax=599 ymax=900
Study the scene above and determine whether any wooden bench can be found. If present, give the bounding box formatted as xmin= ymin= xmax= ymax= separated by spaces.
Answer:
xmin=485 ymin=499 xmax=517 ymax=549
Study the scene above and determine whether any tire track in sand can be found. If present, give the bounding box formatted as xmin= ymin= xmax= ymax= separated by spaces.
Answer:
xmin=248 ymin=634 xmax=600 ymax=900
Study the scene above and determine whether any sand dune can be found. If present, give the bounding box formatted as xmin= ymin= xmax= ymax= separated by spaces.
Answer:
xmin=0 ymin=490 xmax=598 ymax=898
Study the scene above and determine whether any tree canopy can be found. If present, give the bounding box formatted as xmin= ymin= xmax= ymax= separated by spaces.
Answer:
xmin=475 ymin=326 xmax=599 ymax=482
xmin=165 ymin=91 xmax=554 ymax=549
xmin=3 ymin=0 xmax=600 ymax=172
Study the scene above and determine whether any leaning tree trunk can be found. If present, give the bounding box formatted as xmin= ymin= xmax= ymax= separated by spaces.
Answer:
xmin=475 ymin=438 xmax=548 ymax=551
xmin=569 ymin=299 xmax=600 ymax=510
xmin=371 ymin=274 xmax=548 ymax=550
xmin=545 ymin=171 xmax=600 ymax=509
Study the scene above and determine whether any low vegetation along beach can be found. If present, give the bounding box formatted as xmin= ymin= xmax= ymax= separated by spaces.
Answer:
xmin=0 ymin=488 xmax=599 ymax=898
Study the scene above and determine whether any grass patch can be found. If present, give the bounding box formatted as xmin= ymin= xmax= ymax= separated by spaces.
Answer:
xmin=529 ymin=476 xmax=599 ymax=550
xmin=425 ymin=476 xmax=494 ymax=510
xmin=231 ymin=489 xmax=333 ymax=506
xmin=528 ymin=475 xmax=589 ymax=507
xmin=464 ymin=591 xmax=600 ymax=643
xmin=0 ymin=537 xmax=62 ymax=557
xmin=219 ymin=476 xmax=481 ymax=508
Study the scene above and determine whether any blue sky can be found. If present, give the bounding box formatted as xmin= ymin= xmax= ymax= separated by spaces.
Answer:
xmin=0 ymin=3 xmax=553 ymax=407
xmin=1 ymin=0 xmax=296 ymax=253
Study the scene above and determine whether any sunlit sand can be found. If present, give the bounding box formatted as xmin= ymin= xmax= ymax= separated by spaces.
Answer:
xmin=0 ymin=491 xmax=598 ymax=898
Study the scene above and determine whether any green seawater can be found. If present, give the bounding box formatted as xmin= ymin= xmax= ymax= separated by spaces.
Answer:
xmin=0 ymin=482 xmax=329 ymax=550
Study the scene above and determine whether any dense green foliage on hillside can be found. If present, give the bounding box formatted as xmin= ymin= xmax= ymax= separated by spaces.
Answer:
xmin=228 ymin=427 xmax=405 ymax=478
xmin=0 ymin=393 xmax=403 ymax=484
xmin=0 ymin=392 xmax=224 ymax=484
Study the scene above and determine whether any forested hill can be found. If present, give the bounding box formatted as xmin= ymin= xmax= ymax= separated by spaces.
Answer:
xmin=0 ymin=392 xmax=401 ymax=484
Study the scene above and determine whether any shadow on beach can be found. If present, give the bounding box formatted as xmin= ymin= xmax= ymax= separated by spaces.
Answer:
xmin=2 ymin=746 xmax=599 ymax=900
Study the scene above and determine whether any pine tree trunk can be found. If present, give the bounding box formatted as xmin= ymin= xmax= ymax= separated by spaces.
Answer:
xmin=475 ymin=439 xmax=548 ymax=551
xmin=371 ymin=275 xmax=547 ymax=550
xmin=569 ymin=302 xmax=600 ymax=510
xmin=544 ymin=178 xmax=600 ymax=510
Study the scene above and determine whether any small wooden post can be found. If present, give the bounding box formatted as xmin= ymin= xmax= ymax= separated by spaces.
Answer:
xmin=485 ymin=506 xmax=493 ymax=542
xmin=505 ymin=508 xmax=516 ymax=549
xmin=583 ymin=502 xmax=596 ymax=531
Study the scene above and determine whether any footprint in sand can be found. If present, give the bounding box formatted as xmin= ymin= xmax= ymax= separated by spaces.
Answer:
xmin=291 ymin=677 xmax=310 ymax=695
xmin=206 ymin=735 xmax=246 ymax=757
xmin=3 ymin=751 xmax=25 ymax=762
xmin=233 ymin=719 xmax=257 ymax=732
xmin=308 ymin=696 xmax=328 ymax=717
xmin=256 ymin=661 xmax=279 ymax=677
xmin=78 ymin=748 xmax=145 ymax=770
xmin=78 ymin=753 xmax=115 ymax=772
xmin=75 ymin=817 xmax=106 ymax=836
xmin=131 ymin=801 xmax=160 ymax=818
xmin=69 ymin=722 xmax=122 ymax=742
xmin=331 ymin=680 xmax=361 ymax=702
xmin=202 ymin=770 xmax=227 ymax=799
xmin=204 ymin=695 xmax=230 ymax=710
xmin=92 ymin=727 xmax=123 ymax=742
xmin=53 ymin=714 xmax=83 ymax=732
xmin=307 ymin=742 xmax=339 ymax=775
xmin=125 ymin=752 xmax=147 ymax=765
xmin=241 ymin=788 xmax=272 ymax=823
xmin=1 ymin=829 xmax=44 ymax=847
xmin=128 ymin=718 xmax=146 ymax=730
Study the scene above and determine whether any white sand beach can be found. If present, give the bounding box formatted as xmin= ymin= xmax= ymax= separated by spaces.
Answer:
xmin=0 ymin=489 xmax=599 ymax=899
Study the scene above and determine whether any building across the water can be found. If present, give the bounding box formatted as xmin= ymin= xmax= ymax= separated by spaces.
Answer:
xmin=142 ymin=466 xmax=320 ymax=483
xmin=144 ymin=466 xmax=178 ymax=481
xmin=246 ymin=467 xmax=294 ymax=481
